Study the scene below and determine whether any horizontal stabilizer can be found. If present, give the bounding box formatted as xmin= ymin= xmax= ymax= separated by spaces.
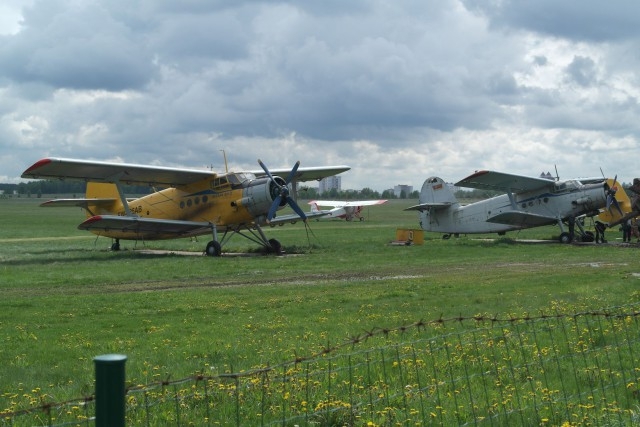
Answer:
xmin=404 ymin=202 xmax=451 ymax=212
xmin=486 ymin=211 xmax=556 ymax=227
xmin=79 ymin=215 xmax=212 ymax=238
xmin=40 ymin=198 xmax=117 ymax=208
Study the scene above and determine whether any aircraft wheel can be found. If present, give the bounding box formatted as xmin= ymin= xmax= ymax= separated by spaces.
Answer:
xmin=205 ymin=241 xmax=222 ymax=257
xmin=559 ymin=232 xmax=573 ymax=244
xmin=359 ymin=217 xmax=365 ymax=222
xmin=442 ymin=234 xmax=451 ymax=240
xmin=581 ymin=231 xmax=595 ymax=243
xmin=268 ymin=238 xmax=282 ymax=255
xmin=111 ymin=241 xmax=120 ymax=251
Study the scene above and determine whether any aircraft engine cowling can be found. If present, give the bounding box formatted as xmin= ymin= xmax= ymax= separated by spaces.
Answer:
xmin=236 ymin=177 xmax=289 ymax=218
xmin=573 ymin=196 xmax=592 ymax=206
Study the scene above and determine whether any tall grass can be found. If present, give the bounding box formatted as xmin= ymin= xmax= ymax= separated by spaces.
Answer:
xmin=1 ymin=196 xmax=638 ymax=413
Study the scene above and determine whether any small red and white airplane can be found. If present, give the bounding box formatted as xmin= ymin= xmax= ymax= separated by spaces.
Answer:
xmin=308 ymin=199 xmax=387 ymax=221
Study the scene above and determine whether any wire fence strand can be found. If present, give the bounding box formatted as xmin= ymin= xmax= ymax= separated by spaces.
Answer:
xmin=4 ymin=304 xmax=640 ymax=426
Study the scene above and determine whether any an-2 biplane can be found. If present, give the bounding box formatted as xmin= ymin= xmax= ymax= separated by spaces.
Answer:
xmin=308 ymin=199 xmax=387 ymax=221
xmin=21 ymin=157 xmax=350 ymax=256
xmin=405 ymin=170 xmax=624 ymax=243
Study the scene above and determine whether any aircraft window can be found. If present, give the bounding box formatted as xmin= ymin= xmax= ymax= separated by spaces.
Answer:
xmin=521 ymin=203 xmax=526 ymax=208
xmin=187 ymin=199 xmax=192 ymax=207
xmin=544 ymin=197 xmax=549 ymax=203
xmin=555 ymin=180 xmax=578 ymax=192
xmin=212 ymin=177 xmax=229 ymax=188
xmin=180 ymin=201 xmax=185 ymax=209
xmin=202 ymin=196 xmax=208 ymax=203
xmin=230 ymin=172 xmax=255 ymax=184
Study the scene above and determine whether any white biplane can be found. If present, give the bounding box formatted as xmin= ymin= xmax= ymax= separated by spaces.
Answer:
xmin=406 ymin=170 xmax=623 ymax=243
xmin=309 ymin=199 xmax=387 ymax=221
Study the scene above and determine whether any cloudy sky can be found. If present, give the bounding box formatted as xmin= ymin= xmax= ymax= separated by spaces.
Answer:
xmin=2 ymin=0 xmax=640 ymax=191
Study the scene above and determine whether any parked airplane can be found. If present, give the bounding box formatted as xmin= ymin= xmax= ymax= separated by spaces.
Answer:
xmin=308 ymin=199 xmax=387 ymax=221
xmin=405 ymin=170 xmax=623 ymax=243
xmin=597 ymin=178 xmax=640 ymax=227
xmin=21 ymin=157 xmax=350 ymax=256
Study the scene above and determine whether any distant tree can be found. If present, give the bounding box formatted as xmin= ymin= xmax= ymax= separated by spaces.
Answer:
xmin=381 ymin=189 xmax=396 ymax=199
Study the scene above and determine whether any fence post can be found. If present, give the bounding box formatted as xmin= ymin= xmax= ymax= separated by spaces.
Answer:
xmin=94 ymin=354 xmax=127 ymax=427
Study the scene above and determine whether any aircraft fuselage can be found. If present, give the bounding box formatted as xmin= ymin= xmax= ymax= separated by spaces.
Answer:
xmin=421 ymin=181 xmax=607 ymax=234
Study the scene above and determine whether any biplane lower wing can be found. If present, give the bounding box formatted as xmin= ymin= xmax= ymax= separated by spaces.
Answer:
xmin=268 ymin=211 xmax=329 ymax=225
xmin=486 ymin=211 xmax=556 ymax=227
xmin=79 ymin=215 xmax=213 ymax=240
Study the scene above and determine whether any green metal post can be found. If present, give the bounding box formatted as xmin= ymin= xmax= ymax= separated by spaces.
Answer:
xmin=94 ymin=354 xmax=127 ymax=427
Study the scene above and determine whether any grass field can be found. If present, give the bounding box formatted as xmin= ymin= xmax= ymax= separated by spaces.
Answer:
xmin=2 ymin=196 xmax=639 ymax=418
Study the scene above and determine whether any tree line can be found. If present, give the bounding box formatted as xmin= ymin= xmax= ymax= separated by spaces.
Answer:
xmin=3 ymin=181 xmax=420 ymax=199
xmin=4 ymin=180 xmax=635 ymax=201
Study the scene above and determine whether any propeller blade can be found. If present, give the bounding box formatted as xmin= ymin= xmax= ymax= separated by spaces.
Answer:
xmin=267 ymin=195 xmax=282 ymax=221
xmin=285 ymin=161 xmax=300 ymax=185
xmin=609 ymin=196 xmax=624 ymax=216
xmin=258 ymin=159 xmax=281 ymax=189
xmin=286 ymin=196 xmax=307 ymax=221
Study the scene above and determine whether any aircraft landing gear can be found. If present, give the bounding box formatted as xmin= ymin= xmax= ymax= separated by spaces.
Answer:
xmin=559 ymin=232 xmax=573 ymax=244
xmin=111 ymin=239 xmax=121 ymax=251
xmin=205 ymin=240 xmax=222 ymax=257
xmin=268 ymin=238 xmax=283 ymax=255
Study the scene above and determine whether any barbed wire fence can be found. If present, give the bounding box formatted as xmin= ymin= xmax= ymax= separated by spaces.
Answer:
xmin=3 ymin=303 xmax=640 ymax=426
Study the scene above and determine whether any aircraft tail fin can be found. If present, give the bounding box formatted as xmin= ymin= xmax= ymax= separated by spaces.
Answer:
xmin=419 ymin=177 xmax=459 ymax=206
xmin=84 ymin=182 xmax=123 ymax=215
xmin=309 ymin=201 xmax=320 ymax=213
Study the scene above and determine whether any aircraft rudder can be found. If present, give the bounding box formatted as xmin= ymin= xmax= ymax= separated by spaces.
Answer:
xmin=420 ymin=177 xmax=458 ymax=205
xmin=85 ymin=182 xmax=122 ymax=215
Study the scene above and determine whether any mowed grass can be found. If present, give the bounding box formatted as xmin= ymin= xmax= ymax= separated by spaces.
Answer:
xmin=1 ymin=196 xmax=639 ymax=410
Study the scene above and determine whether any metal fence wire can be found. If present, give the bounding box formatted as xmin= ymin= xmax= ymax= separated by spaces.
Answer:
xmin=4 ymin=304 xmax=640 ymax=426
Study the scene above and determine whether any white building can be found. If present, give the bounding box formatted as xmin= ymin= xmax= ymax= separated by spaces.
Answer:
xmin=319 ymin=176 xmax=342 ymax=194
xmin=394 ymin=184 xmax=413 ymax=197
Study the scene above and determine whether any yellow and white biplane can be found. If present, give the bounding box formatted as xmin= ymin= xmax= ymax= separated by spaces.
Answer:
xmin=21 ymin=157 xmax=350 ymax=256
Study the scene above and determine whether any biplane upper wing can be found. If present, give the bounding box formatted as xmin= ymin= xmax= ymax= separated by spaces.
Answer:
xmin=455 ymin=170 xmax=556 ymax=193
xmin=21 ymin=157 xmax=215 ymax=186
xmin=309 ymin=199 xmax=387 ymax=208
xmin=79 ymin=215 xmax=213 ymax=238
xmin=253 ymin=165 xmax=351 ymax=182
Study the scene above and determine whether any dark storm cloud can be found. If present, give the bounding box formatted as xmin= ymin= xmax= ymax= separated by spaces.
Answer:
xmin=0 ymin=1 xmax=156 ymax=91
xmin=463 ymin=0 xmax=640 ymax=42
xmin=3 ymin=0 xmax=640 ymax=190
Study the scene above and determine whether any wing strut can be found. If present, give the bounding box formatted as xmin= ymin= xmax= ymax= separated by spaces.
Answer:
xmin=115 ymin=181 xmax=134 ymax=216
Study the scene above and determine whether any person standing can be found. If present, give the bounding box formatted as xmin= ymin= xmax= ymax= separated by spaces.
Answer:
xmin=623 ymin=218 xmax=632 ymax=243
xmin=595 ymin=221 xmax=606 ymax=244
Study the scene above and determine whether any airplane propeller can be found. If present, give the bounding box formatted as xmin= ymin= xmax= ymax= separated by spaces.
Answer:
xmin=258 ymin=159 xmax=308 ymax=222
xmin=606 ymin=175 xmax=624 ymax=216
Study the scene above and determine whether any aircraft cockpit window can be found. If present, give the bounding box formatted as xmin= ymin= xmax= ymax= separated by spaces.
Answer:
xmin=227 ymin=172 xmax=255 ymax=185
xmin=211 ymin=177 xmax=229 ymax=189
xmin=555 ymin=180 xmax=579 ymax=192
